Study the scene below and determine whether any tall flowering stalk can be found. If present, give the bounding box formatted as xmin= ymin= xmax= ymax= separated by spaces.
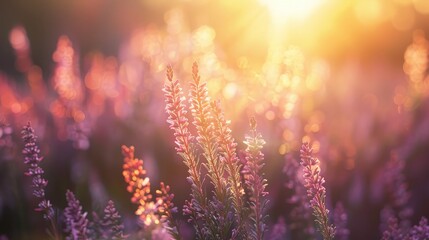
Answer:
xmin=408 ymin=217 xmax=429 ymax=239
xmin=381 ymin=216 xmax=429 ymax=240
xmin=242 ymin=117 xmax=268 ymax=240
xmin=122 ymin=145 xmax=179 ymax=239
xmin=164 ymin=65 xmax=209 ymax=238
xmin=21 ymin=122 xmax=59 ymax=240
xmin=211 ymin=100 xmax=246 ymax=237
xmin=155 ymin=182 xmax=181 ymax=240
xmin=382 ymin=153 xmax=412 ymax=229
xmin=300 ymin=142 xmax=335 ymax=240
xmin=121 ymin=145 xmax=159 ymax=226
xmin=380 ymin=153 xmax=414 ymax=239
xmin=269 ymin=217 xmax=287 ymax=240
xmin=64 ymin=190 xmax=89 ymax=240
xmin=333 ymin=202 xmax=349 ymax=240
xmin=163 ymin=65 xmax=205 ymax=206
xmin=283 ymin=154 xmax=315 ymax=239
xmin=101 ymin=200 xmax=126 ymax=240
xmin=189 ymin=62 xmax=226 ymax=201
xmin=189 ymin=63 xmax=234 ymax=239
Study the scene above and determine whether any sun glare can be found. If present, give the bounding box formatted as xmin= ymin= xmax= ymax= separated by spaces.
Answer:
xmin=260 ymin=0 xmax=324 ymax=23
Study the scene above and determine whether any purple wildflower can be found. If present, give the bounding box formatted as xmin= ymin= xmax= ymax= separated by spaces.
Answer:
xmin=283 ymin=154 xmax=315 ymax=239
xmin=408 ymin=217 xmax=429 ymax=239
xmin=333 ymin=202 xmax=349 ymax=240
xmin=383 ymin=153 xmax=412 ymax=229
xmin=381 ymin=215 xmax=404 ymax=240
xmin=300 ymin=142 xmax=335 ymax=240
xmin=163 ymin=65 xmax=205 ymax=205
xmin=189 ymin=62 xmax=226 ymax=201
xmin=64 ymin=190 xmax=89 ymax=240
xmin=121 ymin=145 xmax=154 ymax=224
xmin=269 ymin=217 xmax=287 ymax=240
xmin=101 ymin=200 xmax=126 ymax=240
xmin=155 ymin=182 xmax=180 ymax=240
xmin=21 ymin=122 xmax=55 ymax=221
xmin=242 ymin=117 xmax=268 ymax=240
xmin=211 ymin=100 xmax=246 ymax=237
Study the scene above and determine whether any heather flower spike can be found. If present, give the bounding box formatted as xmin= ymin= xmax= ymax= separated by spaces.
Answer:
xmin=211 ymin=100 xmax=246 ymax=236
xmin=64 ymin=190 xmax=89 ymax=240
xmin=333 ymin=202 xmax=349 ymax=240
xmin=300 ymin=142 xmax=335 ymax=240
xmin=164 ymin=65 xmax=211 ymax=237
xmin=163 ymin=65 xmax=205 ymax=205
xmin=101 ymin=200 xmax=126 ymax=240
xmin=269 ymin=217 xmax=287 ymax=240
xmin=243 ymin=117 xmax=268 ymax=240
xmin=156 ymin=182 xmax=181 ymax=240
xmin=121 ymin=145 xmax=158 ymax=226
xmin=382 ymin=216 xmax=429 ymax=240
xmin=189 ymin=62 xmax=226 ymax=201
xmin=21 ymin=122 xmax=60 ymax=240
xmin=283 ymin=154 xmax=315 ymax=239
xmin=408 ymin=217 xmax=429 ymax=239
xmin=383 ymin=153 xmax=412 ymax=229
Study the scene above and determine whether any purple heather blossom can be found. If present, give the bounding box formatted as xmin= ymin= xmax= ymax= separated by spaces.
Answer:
xmin=283 ymin=154 xmax=315 ymax=239
xmin=189 ymin=62 xmax=226 ymax=201
xmin=155 ymin=182 xmax=180 ymax=240
xmin=383 ymin=153 xmax=412 ymax=229
xmin=64 ymin=190 xmax=89 ymax=240
xmin=101 ymin=200 xmax=126 ymax=240
xmin=300 ymin=142 xmax=335 ymax=240
xmin=381 ymin=215 xmax=404 ymax=240
xmin=163 ymin=65 xmax=205 ymax=205
xmin=269 ymin=217 xmax=287 ymax=240
xmin=211 ymin=99 xmax=246 ymax=237
xmin=408 ymin=217 xmax=429 ymax=239
xmin=242 ymin=117 xmax=268 ymax=240
xmin=21 ymin=122 xmax=54 ymax=221
xmin=381 ymin=213 xmax=429 ymax=240
xmin=333 ymin=202 xmax=349 ymax=240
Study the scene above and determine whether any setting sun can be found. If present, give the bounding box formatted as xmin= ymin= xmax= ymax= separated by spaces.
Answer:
xmin=260 ymin=0 xmax=325 ymax=22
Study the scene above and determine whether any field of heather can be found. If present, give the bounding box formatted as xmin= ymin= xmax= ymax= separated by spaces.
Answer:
xmin=1 ymin=1 xmax=429 ymax=240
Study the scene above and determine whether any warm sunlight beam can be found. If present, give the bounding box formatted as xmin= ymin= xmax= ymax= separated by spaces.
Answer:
xmin=260 ymin=0 xmax=324 ymax=23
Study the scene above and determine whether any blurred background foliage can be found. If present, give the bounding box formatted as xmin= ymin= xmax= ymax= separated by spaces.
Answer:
xmin=1 ymin=0 xmax=429 ymax=239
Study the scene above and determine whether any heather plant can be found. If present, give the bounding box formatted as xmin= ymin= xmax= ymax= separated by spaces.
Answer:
xmin=211 ymin=99 xmax=246 ymax=236
xmin=99 ymin=200 xmax=126 ymax=240
xmin=300 ymin=142 xmax=336 ymax=240
xmin=21 ymin=122 xmax=60 ymax=240
xmin=155 ymin=182 xmax=181 ymax=240
xmin=269 ymin=217 xmax=287 ymax=240
xmin=242 ymin=117 xmax=268 ymax=240
xmin=333 ymin=203 xmax=349 ymax=240
xmin=163 ymin=63 xmax=269 ymax=239
xmin=283 ymin=154 xmax=315 ymax=239
xmin=379 ymin=152 xmax=429 ymax=239
xmin=381 ymin=153 xmax=412 ymax=230
xmin=21 ymin=122 xmax=128 ymax=240
xmin=381 ymin=216 xmax=429 ymax=240
xmin=121 ymin=145 xmax=155 ymax=226
xmin=121 ymin=145 xmax=179 ymax=239
xmin=63 ymin=190 xmax=89 ymax=240
xmin=87 ymin=201 xmax=127 ymax=240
